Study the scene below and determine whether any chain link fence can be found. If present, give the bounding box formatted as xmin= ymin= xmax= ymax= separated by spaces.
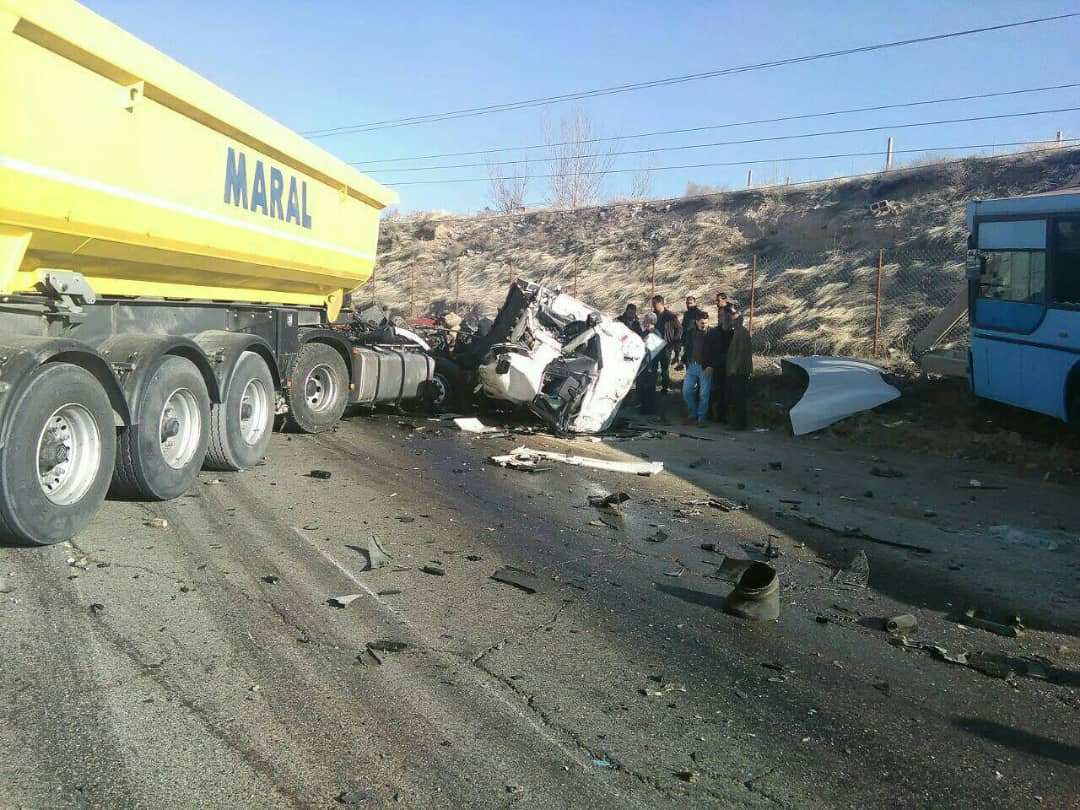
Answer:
xmin=370 ymin=240 xmax=969 ymax=364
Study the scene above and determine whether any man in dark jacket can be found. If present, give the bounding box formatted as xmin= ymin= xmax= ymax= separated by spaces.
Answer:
xmin=676 ymin=296 xmax=708 ymax=369
xmin=651 ymin=295 xmax=682 ymax=393
xmin=704 ymin=319 xmax=733 ymax=420
xmin=720 ymin=311 xmax=752 ymax=430
xmin=681 ymin=311 xmax=712 ymax=423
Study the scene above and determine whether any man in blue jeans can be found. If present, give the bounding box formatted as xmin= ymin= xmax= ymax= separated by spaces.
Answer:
xmin=681 ymin=311 xmax=712 ymax=424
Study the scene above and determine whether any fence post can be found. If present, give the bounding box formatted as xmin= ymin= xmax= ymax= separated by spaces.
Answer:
xmin=410 ymin=264 xmax=415 ymax=319
xmin=873 ymin=249 xmax=884 ymax=357
xmin=748 ymin=255 xmax=757 ymax=335
xmin=746 ymin=169 xmax=753 ymax=188
xmin=573 ymin=255 xmax=578 ymax=297
xmin=885 ymin=137 xmax=894 ymax=171
xmin=370 ymin=265 xmax=376 ymax=304
xmin=650 ymin=255 xmax=656 ymax=299
xmin=454 ymin=262 xmax=460 ymax=311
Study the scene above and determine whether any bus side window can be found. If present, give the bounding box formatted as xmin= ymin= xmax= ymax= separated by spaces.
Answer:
xmin=979 ymin=251 xmax=1045 ymax=303
xmin=1052 ymin=220 xmax=1080 ymax=306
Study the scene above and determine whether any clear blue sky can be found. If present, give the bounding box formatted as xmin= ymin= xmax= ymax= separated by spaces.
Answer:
xmin=85 ymin=0 xmax=1080 ymax=213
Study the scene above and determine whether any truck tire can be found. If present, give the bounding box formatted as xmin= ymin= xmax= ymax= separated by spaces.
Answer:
xmin=284 ymin=342 xmax=348 ymax=433
xmin=425 ymin=358 xmax=460 ymax=414
xmin=0 ymin=363 xmax=117 ymax=545
xmin=112 ymin=355 xmax=210 ymax=500
xmin=205 ymin=351 xmax=274 ymax=471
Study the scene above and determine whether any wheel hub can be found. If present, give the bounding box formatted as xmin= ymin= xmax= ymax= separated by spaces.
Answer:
xmin=303 ymin=364 xmax=337 ymax=412
xmin=36 ymin=404 xmax=102 ymax=506
xmin=159 ymin=388 xmax=201 ymax=470
xmin=239 ymin=378 xmax=269 ymax=446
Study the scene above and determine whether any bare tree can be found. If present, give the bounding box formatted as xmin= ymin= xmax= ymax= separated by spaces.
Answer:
xmin=487 ymin=160 xmax=529 ymax=214
xmin=545 ymin=108 xmax=616 ymax=208
xmin=628 ymin=161 xmax=654 ymax=199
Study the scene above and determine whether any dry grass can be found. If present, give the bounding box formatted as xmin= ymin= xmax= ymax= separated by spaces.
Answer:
xmin=369 ymin=149 xmax=1080 ymax=357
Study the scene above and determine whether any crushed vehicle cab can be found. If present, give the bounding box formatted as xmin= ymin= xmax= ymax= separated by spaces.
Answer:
xmin=441 ymin=280 xmax=665 ymax=433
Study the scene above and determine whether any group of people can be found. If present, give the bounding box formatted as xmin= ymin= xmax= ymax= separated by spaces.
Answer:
xmin=617 ymin=292 xmax=752 ymax=429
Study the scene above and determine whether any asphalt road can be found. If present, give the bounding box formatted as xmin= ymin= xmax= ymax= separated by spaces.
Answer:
xmin=1 ymin=413 xmax=1077 ymax=809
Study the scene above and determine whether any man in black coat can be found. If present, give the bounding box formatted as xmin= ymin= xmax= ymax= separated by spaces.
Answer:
xmin=651 ymin=295 xmax=682 ymax=394
xmin=676 ymin=295 xmax=708 ymax=369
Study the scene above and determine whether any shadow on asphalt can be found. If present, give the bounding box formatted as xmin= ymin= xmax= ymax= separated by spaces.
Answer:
xmin=954 ymin=717 xmax=1080 ymax=767
xmin=654 ymin=582 xmax=726 ymax=611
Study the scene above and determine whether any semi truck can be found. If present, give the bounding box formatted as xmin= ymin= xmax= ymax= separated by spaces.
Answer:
xmin=0 ymin=0 xmax=427 ymax=546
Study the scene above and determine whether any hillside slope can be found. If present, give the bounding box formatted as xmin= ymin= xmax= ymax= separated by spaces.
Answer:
xmin=370 ymin=148 xmax=1080 ymax=358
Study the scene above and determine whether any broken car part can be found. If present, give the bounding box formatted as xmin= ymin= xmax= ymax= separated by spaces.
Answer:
xmin=723 ymin=561 xmax=780 ymax=621
xmin=490 ymin=446 xmax=663 ymax=476
xmin=782 ymin=356 xmax=901 ymax=436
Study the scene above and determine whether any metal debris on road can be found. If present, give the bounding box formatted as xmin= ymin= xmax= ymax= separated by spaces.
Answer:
xmin=327 ymin=594 xmax=362 ymax=608
xmin=712 ymin=556 xmax=755 ymax=582
xmin=367 ymin=640 xmax=409 ymax=653
xmin=768 ymin=461 xmax=783 ymax=470
xmin=89 ymin=603 xmax=105 ymax=614
xmin=886 ymin=614 xmax=918 ymax=635
xmin=490 ymin=446 xmax=663 ymax=476
xmin=335 ymin=789 xmax=370 ymax=804
xmin=642 ymin=682 xmax=687 ymax=698
xmin=396 ymin=516 xmax=415 ymax=523
xmin=870 ymin=466 xmax=904 ymax=479
xmin=724 ymin=562 xmax=780 ymax=621
xmin=700 ymin=542 xmax=719 ymax=552
xmin=592 ymin=759 xmax=612 ymax=769
xmin=454 ymin=417 xmax=499 ymax=433
xmin=307 ymin=470 xmax=333 ymax=480
xmin=588 ymin=492 xmax=630 ymax=509
xmin=421 ymin=565 xmax=446 ymax=576
xmin=644 ymin=529 xmax=669 ymax=543
xmin=261 ymin=575 xmax=280 ymax=585
xmin=955 ymin=609 xmax=1025 ymax=639
xmin=490 ymin=566 xmax=544 ymax=594
xmin=663 ymin=568 xmax=686 ymax=577
xmin=361 ymin=536 xmax=392 ymax=570
xmin=709 ymin=497 xmax=749 ymax=513
xmin=144 ymin=518 xmax=168 ymax=529
xmin=833 ymin=550 xmax=870 ymax=588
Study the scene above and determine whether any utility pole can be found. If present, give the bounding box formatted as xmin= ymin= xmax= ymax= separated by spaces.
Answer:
xmin=885 ymin=137 xmax=894 ymax=171
xmin=454 ymin=262 xmax=460 ymax=312
xmin=746 ymin=169 xmax=753 ymax=188
xmin=1057 ymin=130 xmax=1064 ymax=144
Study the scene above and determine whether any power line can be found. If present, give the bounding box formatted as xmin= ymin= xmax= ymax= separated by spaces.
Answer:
xmin=380 ymin=138 xmax=1079 ymax=186
xmin=380 ymin=142 xmax=1079 ymax=227
xmin=354 ymin=82 xmax=1080 ymax=166
xmin=304 ymin=13 xmax=1079 ymax=137
xmin=370 ymin=107 xmax=1080 ymax=177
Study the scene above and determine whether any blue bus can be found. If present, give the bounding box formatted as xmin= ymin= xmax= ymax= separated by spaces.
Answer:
xmin=966 ymin=191 xmax=1080 ymax=422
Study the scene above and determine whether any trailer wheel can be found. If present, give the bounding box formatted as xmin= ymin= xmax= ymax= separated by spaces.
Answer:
xmin=425 ymin=358 xmax=460 ymax=414
xmin=284 ymin=343 xmax=348 ymax=433
xmin=0 ymin=363 xmax=116 ymax=545
xmin=112 ymin=355 xmax=210 ymax=500
xmin=205 ymin=352 xmax=274 ymax=471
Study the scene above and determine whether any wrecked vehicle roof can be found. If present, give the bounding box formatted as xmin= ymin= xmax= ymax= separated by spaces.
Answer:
xmin=460 ymin=280 xmax=664 ymax=434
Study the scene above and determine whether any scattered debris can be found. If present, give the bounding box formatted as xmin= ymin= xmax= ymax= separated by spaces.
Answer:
xmin=335 ymin=790 xmax=370 ymax=805
xmin=768 ymin=461 xmax=783 ymax=470
xmin=0 ymin=577 xmax=13 ymax=594
xmin=724 ymin=562 xmax=780 ymax=621
xmin=709 ymin=497 xmax=749 ymax=513
xmin=592 ymin=759 xmax=613 ymax=769
xmin=376 ymin=589 xmax=401 ymax=596
xmin=465 ymin=554 xmax=483 ymax=562
xmin=361 ymin=536 xmax=392 ymax=570
xmin=699 ymin=542 xmax=719 ymax=552
xmin=955 ymin=609 xmax=1025 ymax=639
xmin=588 ymin=492 xmax=631 ymax=509
xmin=642 ymin=682 xmax=687 ymax=698
xmin=796 ymin=515 xmax=933 ymax=554
xmin=328 ymin=594 xmax=363 ymax=608
xmin=644 ymin=529 xmax=669 ymax=543
xmin=261 ymin=575 xmax=280 ymax=585
xmin=676 ymin=770 xmax=700 ymax=783
xmin=454 ymin=417 xmax=498 ymax=433
xmin=832 ymin=550 xmax=870 ymax=588
xmin=490 ymin=446 xmax=663 ymax=476
xmin=396 ymin=516 xmax=415 ymax=523
xmin=962 ymin=479 xmax=1007 ymax=491
xmin=688 ymin=457 xmax=708 ymax=469
xmin=713 ymin=556 xmax=755 ymax=582
xmin=663 ymin=568 xmax=686 ymax=578
xmin=815 ymin=616 xmax=830 ymax=624
xmin=421 ymin=565 xmax=446 ymax=576
xmin=367 ymin=640 xmax=409 ymax=653
xmin=307 ymin=470 xmax=333 ymax=480
xmin=490 ymin=566 xmax=544 ymax=593
xmin=870 ymin=466 xmax=904 ymax=479
xmin=145 ymin=518 xmax=168 ymax=529
xmin=88 ymin=603 xmax=105 ymax=615
xmin=886 ymin=614 xmax=918 ymax=635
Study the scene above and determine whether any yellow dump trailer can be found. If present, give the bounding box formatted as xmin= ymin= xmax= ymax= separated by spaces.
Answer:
xmin=0 ymin=0 xmax=425 ymax=546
